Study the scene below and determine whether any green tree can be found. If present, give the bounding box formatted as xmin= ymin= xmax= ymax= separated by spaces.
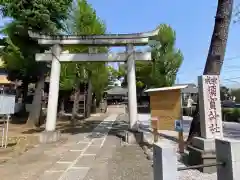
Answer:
xmin=108 ymin=65 xmax=125 ymax=81
xmin=63 ymin=0 xmax=108 ymax=120
xmin=74 ymin=0 xmax=108 ymax=118
xmin=1 ymin=22 xmax=46 ymax=102
xmin=150 ymin=24 xmax=183 ymax=87
xmin=135 ymin=61 xmax=152 ymax=88
xmin=107 ymin=65 xmax=125 ymax=88
xmin=91 ymin=62 xmax=109 ymax=105
xmin=231 ymin=88 xmax=240 ymax=103
xmin=135 ymin=24 xmax=183 ymax=89
xmin=108 ymin=66 xmax=119 ymax=81
xmin=60 ymin=63 xmax=77 ymax=91
xmin=0 ymin=0 xmax=72 ymax=127
xmin=220 ymin=86 xmax=231 ymax=100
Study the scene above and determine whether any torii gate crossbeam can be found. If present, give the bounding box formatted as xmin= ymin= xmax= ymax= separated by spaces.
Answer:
xmin=29 ymin=27 xmax=160 ymax=143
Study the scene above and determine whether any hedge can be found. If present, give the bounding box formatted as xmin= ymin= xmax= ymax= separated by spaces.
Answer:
xmin=183 ymin=107 xmax=240 ymax=122
xmin=222 ymin=108 xmax=240 ymax=122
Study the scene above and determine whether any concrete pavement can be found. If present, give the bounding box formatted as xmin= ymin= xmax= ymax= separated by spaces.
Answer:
xmin=39 ymin=114 xmax=118 ymax=180
xmin=0 ymin=113 xmax=121 ymax=180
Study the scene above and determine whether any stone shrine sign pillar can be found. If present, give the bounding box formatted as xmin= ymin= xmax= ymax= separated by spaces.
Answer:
xmin=198 ymin=75 xmax=223 ymax=139
xmin=188 ymin=75 xmax=223 ymax=173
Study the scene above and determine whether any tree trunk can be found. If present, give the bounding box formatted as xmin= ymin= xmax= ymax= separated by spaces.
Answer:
xmin=71 ymin=88 xmax=80 ymax=126
xmin=60 ymin=98 xmax=65 ymax=114
xmin=26 ymin=74 xmax=45 ymax=127
xmin=22 ymin=79 xmax=29 ymax=104
xmin=92 ymin=97 xmax=97 ymax=114
xmin=58 ymin=96 xmax=65 ymax=118
xmin=20 ymin=79 xmax=29 ymax=114
xmin=85 ymin=73 xmax=92 ymax=118
xmin=96 ymin=94 xmax=102 ymax=108
xmin=203 ymin=0 xmax=233 ymax=75
xmin=187 ymin=0 xmax=233 ymax=144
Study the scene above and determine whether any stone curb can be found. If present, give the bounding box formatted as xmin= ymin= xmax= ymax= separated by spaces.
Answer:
xmin=141 ymin=134 xmax=154 ymax=161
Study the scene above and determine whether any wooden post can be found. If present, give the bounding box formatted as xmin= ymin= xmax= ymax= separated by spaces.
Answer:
xmin=179 ymin=94 xmax=184 ymax=154
xmin=152 ymin=117 xmax=159 ymax=143
xmin=178 ymin=129 xmax=184 ymax=154
xmin=175 ymin=119 xmax=184 ymax=154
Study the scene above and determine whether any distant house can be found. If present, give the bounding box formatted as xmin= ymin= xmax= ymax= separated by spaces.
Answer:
xmin=108 ymin=79 xmax=122 ymax=88
xmin=174 ymin=83 xmax=198 ymax=94
xmin=0 ymin=58 xmax=15 ymax=85
xmin=174 ymin=83 xmax=198 ymax=106
xmin=105 ymin=86 xmax=127 ymax=97
xmin=104 ymin=86 xmax=127 ymax=104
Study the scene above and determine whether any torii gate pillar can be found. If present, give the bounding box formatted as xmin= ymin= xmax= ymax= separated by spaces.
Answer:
xmin=45 ymin=44 xmax=61 ymax=131
xmin=126 ymin=44 xmax=138 ymax=130
xmin=40 ymin=44 xmax=61 ymax=143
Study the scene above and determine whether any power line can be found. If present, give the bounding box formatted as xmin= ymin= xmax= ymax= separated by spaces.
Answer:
xmin=222 ymin=79 xmax=240 ymax=84
xmin=178 ymin=56 xmax=240 ymax=75
xmin=178 ymin=65 xmax=240 ymax=75
xmin=224 ymin=55 xmax=240 ymax=61
xmin=178 ymin=67 xmax=240 ymax=75
xmin=223 ymin=76 xmax=240 ymax=81
xmin=223 ymin=65 xmax=240 ymax=69
xmin=221 ymin=69 xmax=240 ymax=73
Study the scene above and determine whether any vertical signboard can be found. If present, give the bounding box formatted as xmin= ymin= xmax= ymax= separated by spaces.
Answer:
xmin=198 ymin=75 xmax=223 ymax=139
xmin=0 ymin=95 xmax=15 ymax=115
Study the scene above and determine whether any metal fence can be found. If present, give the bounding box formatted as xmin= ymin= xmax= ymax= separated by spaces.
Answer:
xmin=177 ymin=161 xmax=225 ymax=171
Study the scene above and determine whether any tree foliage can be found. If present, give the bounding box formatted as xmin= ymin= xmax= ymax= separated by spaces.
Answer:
xmin=220 ymin=86 xmax=231 ymax=101
xmin=0 ymin=0 xmax=72 ymax=126
xmin=136 ymin=24 xmax=183 ymax=88
xmin=230 ymin=88 xmax=240 ymax=103
xmin=0 ymin=22 xmax=45 ymax=83
xmin=108 ymin=65 xmax=125 ymax=81
xmin=0 ymin=0 xmax=72 ymax=33
xmin=60 ymin=62 xmax=77 ymax=90
xmin=0 ymin=0 xmax=72 ymax=83
xmin=62 ymin=0 xmax=109 ymax=105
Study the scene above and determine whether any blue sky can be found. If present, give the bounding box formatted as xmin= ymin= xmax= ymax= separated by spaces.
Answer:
xmin=1 ymin=0 xmax=240 ymax=87
xmin=86 ymin=0 xmax=240 ymax=87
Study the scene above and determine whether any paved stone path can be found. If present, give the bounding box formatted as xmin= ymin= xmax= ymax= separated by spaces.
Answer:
xmin=83 ymin=134 xmax=121 ymax=180
xmin=39 ymin=114 xmax=118 ymax=180
xmin=0 ymin=111 xmax=156 ymax=180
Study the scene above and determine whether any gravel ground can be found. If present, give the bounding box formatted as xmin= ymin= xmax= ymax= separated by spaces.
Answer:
xmin=142 ymin=134 xmax=218 ymax=180
xmin=107 ymin=144 xmax=153 ymax=180
xmin=178 ymin=169 xmax=217 ymax=180
xmin=117 ymin=114 xmax=218 ymax=180
xmin=177 ymin=152 xmax=217 ymax=180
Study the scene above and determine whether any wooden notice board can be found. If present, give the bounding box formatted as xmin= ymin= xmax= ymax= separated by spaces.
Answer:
xmin=149 ymin=89 xmax=181 ymax=130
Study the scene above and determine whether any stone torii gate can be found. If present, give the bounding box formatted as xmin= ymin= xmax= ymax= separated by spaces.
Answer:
xmin=29 ymin=28 xmax=159 ymax=143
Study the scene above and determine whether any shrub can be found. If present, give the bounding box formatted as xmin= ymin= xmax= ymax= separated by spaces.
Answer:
xmin=222 ymin=108 xmax=240 ymax=122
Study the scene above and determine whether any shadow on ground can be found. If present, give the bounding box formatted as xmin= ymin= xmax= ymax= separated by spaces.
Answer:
xmin=20 ymin=116 xmax=130 ymax=139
